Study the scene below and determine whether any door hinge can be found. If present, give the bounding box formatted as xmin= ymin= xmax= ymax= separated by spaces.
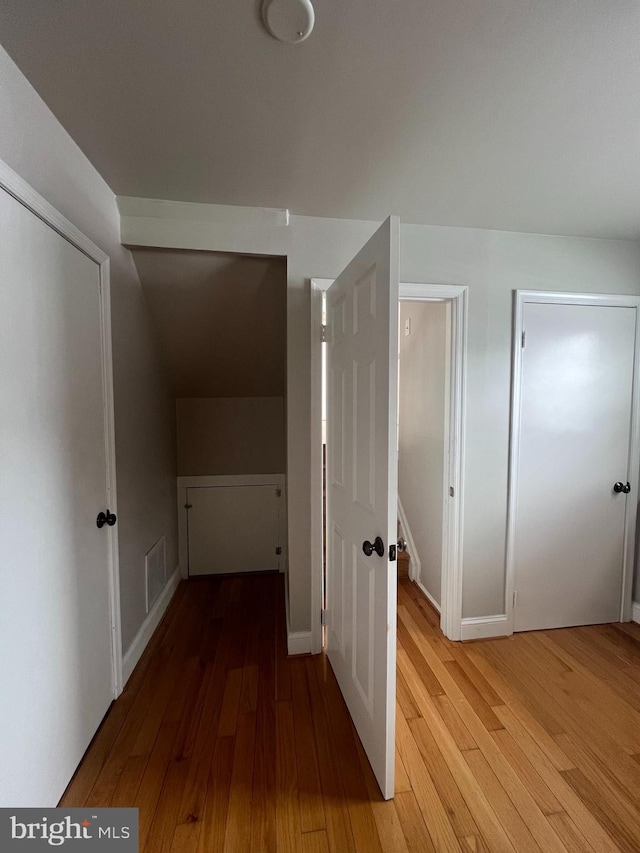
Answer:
xmin=276 ymin=546 xmax=282 ymax=555
xmin=184 ymin=503 xmax=192 ymax=509
xmin=321 ymin=324 xmax=328 ymax=343
xmin=449 ymin=486 xmax=455 ymax=497
xmin=513 ymin=590 xmax=518 ymax=608
xmin=521 ymin=330 xmax=526 ymax=348
xmin=321 ymin=609 xmax=327 ymax=626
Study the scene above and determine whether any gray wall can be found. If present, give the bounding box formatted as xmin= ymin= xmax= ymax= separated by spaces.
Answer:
xmin=400 ymin=224 xmax=640 ymax=616
xmin=0 ymin=45 xmax=178 ymax=652
xmin=119 ymin=208 xmax=640 ymax=631
xmin=8 ymin=28 xmax=640 ymax=640
xmin=286 ymin=216 xmax=640 ymax=626
xmin=176 ymin=396 xmax=285 ymax=475
xmin=398 ymin=301 xmax=448 ymax=606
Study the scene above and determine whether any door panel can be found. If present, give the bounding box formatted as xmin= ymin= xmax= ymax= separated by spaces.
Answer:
xmin=0 ymin=187 xmax=113 ymax=806
xmin=514 ymin=301 xmax=636 ymax=632
xmin=188 ymin=485 xmax=279 ymax=575
xmin=325 ymin=216 xmax=399 ymax=799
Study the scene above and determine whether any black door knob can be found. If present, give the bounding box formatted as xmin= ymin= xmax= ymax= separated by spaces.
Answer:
xmin=362 ymin=536 xmax=385 ymax=557
xmin=97 ymin=509 xmax=117 ymax=529
xmin=623 ymin=482 xmax=632 ymax=494
xmin=614 ymin=482 xmax=631 ymax=494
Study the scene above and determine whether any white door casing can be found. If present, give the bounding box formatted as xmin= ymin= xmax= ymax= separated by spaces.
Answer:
xmin=325 ymin=216 xmax=399 ymax=799
xmin=507 ymin=291 xmax=640 ymax=633
xmin=0 ymin=162 xmax=121 ymax=807
xmin=398 ymin=284 xmax=468 ymax=642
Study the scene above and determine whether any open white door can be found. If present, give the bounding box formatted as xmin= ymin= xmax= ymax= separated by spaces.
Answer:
xmin=325 ymin=216 xmax=399 ymax=799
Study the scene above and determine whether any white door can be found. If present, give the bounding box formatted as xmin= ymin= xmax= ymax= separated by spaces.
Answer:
xmin=513 ymin=298 xmax=638 ymax=632
xmin=0 ymin=186 xmax=115 ymax=805
xmin=188 ymin=485 xmax=280 ymax=575
xmin=325 ymin=216 xmax=399 ymax=799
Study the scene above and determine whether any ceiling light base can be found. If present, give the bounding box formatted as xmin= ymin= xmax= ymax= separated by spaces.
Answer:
xmin=262 ymin=0 xmax=315 ymax=44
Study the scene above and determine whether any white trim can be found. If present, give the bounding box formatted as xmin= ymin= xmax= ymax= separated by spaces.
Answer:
xmin=506 ymin=290 xmax=640 ymax=633
xmin=397 ymin=497 xmax=422 ymax=583
xmin=99 ymin=259 xmax=123 ymax=697
xmin=511 ymin=290 xmax=640 ymax=308
xmin=116 ymin=196 xmax=289 ymax=227
xmin=310 ymin=279 xmax=467 ymax=644
xmin=460 ymin=615 xmax=509 ymax=641
xmin=415 ymin=579 xmax=441 ymax=614
xmin=0 ymin=160 xmax=109 ymax=265
xmin=287 ymin=631 xmax=313 ymax=655
xmin=0 ymin=157 xmax=123 ymax=699
xmin=177 ymin=473 xmax=285 ymax=488
xmin=122 ymin=567 xmax=181 ymax=687
xmin=117 ymin=196 xmax=291 ymax=256
xmin=177 ymin=473 xmax=286 ymax=579
xmin=310 ymin=280 xmax=325 ymax=654
xmin=632 ymin=602 xmax=640 ymax=624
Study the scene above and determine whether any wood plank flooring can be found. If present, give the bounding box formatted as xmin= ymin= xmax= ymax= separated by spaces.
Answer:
xmin=61 ymin=573 xmax=640 ymax=852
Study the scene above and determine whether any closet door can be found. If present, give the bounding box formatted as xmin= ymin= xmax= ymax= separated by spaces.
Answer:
xmin=0 ymin=184 xmax=115 ymax=806
xmin=512 ymin=296 xmax=638 ymax=631
xmin=188 ymin=485 xmax=280 ymax=575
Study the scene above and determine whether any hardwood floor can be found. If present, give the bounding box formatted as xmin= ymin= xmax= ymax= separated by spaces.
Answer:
xmin=61 ymin=573 xmax=640 ymax=852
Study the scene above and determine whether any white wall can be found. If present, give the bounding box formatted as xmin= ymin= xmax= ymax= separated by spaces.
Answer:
xmin=0 ymin=46 xmax=178 ymax=652
xmin=176 ymin=396 xmax=285 ymax=475
xmin=398 ymin=301 xmax=448 ymax=606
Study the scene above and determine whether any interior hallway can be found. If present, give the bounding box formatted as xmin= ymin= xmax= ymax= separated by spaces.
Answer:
xmin=61 ymin=573 xmax=640 ymax=852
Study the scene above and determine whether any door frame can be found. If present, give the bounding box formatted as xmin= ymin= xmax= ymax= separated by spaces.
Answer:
xmin=506 ymin=290 xmax=640 ymax=633
xmin=0 ymin=157 xmax=123 ymax=697
xmin=311 ymin=279 xmax=468 ymax=650
xmin=177 ymin=473 xmax=287 ymax=578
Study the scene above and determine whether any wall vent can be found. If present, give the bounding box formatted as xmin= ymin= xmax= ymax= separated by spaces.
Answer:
xmin=145 ymin=536 xmax=166 ymax=614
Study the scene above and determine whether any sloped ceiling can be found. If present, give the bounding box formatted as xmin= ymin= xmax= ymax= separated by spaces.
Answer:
xmin=131 ymin=248 xmax=286 ymax=398
xmin=1 ymin=1 xmax=640 ymax=238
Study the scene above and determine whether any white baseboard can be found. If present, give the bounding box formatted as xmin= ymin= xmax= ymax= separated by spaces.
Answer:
xmin=460 ymin=605 xmax=640 ymax=638
xmin=122 ymin=566 xmax=181 ymax=687
xmin=460 ymin=614 xmax=509 ymax=641
xmin=287 ymin=630 xmax=312 ymax=655
xmin=415 ymin=579 xmax=441 ymax=614
xmin=397 ymin=497 xmax=422 ymax=583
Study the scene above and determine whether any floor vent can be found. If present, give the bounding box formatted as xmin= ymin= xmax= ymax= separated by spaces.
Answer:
xmin=145 ymin=536 xmax=166 ymax=614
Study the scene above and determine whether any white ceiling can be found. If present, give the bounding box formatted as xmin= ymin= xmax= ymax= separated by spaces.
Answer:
xmin=131 ymin=249 xmax=286 ymax=398
xmin=1 ymin=1 xmax=640 ymax=239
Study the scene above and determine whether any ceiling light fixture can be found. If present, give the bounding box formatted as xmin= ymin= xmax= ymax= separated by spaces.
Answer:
xmin=262 ymin=0 xmax=315 ymax=43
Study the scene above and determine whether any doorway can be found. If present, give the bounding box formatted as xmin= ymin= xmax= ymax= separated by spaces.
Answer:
xmin=311 ymin=247 xmax=467 ymax=799
xmin=311 ymin=281 xmax=468 ymax=652
xmin=398 ymin=298 xmax=451 ymax=614
xmin=130 ymin=248 xmax=289 ymax=582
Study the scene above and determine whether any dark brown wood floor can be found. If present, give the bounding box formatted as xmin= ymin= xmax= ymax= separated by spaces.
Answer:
xmin=61 ymin=573 xmax=640 ymax=852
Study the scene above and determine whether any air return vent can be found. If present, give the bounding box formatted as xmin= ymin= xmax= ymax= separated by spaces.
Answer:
xmin=145 ymin=537 xmax=166 ymax=613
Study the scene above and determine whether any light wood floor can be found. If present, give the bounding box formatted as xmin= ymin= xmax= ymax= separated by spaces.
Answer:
xmin=61 ymin=573 xmax=640 ymax=852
